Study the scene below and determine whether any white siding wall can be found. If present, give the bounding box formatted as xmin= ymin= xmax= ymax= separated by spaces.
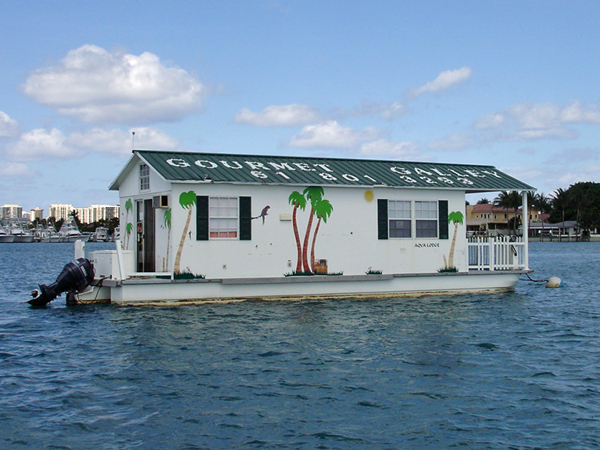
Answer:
xmin=118 ymin=159 xmax=467 ymax=278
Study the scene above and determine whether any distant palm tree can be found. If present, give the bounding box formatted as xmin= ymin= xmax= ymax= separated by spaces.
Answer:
xmin=174 ymin=191 xmax=196 ymax=274
xmin=288 ymin=191 xmax=307 ymax=273
xmin=494 ymin=191 xmax=521 ymax=234
xmin=310 ymin=199 xmax=333 ymax=271
xmin=550 ymin=188 xmax=568 ymax=226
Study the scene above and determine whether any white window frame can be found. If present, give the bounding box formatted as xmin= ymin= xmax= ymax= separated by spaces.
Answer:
xmin=388 ymin=200 xmax=412 ymax=238
xmin=140 ymin=164 xmax=150 ymax=191
xmin=209 ymin=197 xmax=238 ymax=239
xmin=388 ymin=200 xmax=439 ymax=239
xmin=415 ymin=201 xmax=438 ymax=238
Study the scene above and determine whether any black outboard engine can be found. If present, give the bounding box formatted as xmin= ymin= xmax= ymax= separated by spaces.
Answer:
xmin=29 ymin=258 xmax=95 ymax=307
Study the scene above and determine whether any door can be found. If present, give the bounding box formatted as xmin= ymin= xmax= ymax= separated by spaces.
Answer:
xmin=136 ymin=199 xmax=156 ymax=272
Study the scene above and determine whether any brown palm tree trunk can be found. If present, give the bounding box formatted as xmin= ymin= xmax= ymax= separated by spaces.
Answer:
xmin=448 ymin=222 xmax=459 ymax=268
xmin=174 ymin=209 xmax=192 ymax=274
xmin=310 ymin=218 xmax=322 ymax=272
xmin=292 ymin=205 xmax=302 ymax=273
xmin=302 ymin=208 xmax=314 ymax=273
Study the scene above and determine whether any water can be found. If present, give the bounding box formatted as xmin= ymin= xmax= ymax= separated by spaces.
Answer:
xmin=1 ymin=242 xmax=599 ymax=449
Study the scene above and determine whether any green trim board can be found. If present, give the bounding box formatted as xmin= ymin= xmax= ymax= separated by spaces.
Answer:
xmin=111 ymin=150 xmax=536 ymax=193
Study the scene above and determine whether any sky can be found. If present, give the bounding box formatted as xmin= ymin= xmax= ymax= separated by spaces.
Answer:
xmin=1 ymin=0 xmax=600 ymax=212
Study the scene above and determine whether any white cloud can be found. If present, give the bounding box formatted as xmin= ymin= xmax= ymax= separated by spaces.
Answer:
xmin=409 ymin=67 xmax=472 ymax=98
xmin=0 ymin=111 xmax=18 ymax=137
xmin=288 ymin=121 xmax=379 ymax=149
xmin=7 ymin=128 xmax=78 ymax=161
xmin=359 ymin=139 xmax=419 ymax=158
xmin=426 ymin=132 xmax=476 ymax=152
xmin=23 ymin=45 xmax=205 ymax=125
xmin=0 ymin=162 xmax=34 ymax=178
xmin=379 ymin=102 xmax=407 ymax=120
xmin=6 ymin=127 xmax=179 ymax=161
xmin=234 ymin=104 xmax=319 ymax=126
xmin=69 ymin=127 xmax=179 ymax=156
xmin=473 ymin=101 xmax=600 ymax=142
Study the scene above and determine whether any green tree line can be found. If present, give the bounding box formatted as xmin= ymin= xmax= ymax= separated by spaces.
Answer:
xmin=481 ymin=182 xmax=600 ymax=232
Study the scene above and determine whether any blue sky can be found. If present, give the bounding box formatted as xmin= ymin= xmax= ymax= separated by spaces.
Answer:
xmin=2 ymin=0 xmax=600 ymax=212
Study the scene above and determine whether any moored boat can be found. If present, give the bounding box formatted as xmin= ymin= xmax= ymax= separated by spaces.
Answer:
xmin=58 ymin=216 xmax=89 ymax=243
xmin=0 ymin=227 xmax=15 ymax=243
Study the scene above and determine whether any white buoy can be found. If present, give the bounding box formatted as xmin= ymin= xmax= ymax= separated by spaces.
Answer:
xmin=546 ymin=277 xmax=562 ymax=288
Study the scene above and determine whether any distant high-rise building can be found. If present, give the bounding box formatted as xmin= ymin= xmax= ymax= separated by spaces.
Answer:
xmin=1 ymin=204 xmax=22 ymax=219
xmin=30 ymin=207 xmax=44 ymax=222
xmin=48 ymin=204 xmax=73 ymax=222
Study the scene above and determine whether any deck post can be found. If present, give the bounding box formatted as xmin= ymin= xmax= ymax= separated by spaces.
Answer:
xmin=521 ymin=191 xmax=529 ymax=270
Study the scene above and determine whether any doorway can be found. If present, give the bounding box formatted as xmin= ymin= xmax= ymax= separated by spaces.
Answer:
xmin=136 ymin=199 xmax=156 ymax=272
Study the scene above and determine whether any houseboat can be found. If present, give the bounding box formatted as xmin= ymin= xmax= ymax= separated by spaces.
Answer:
xmin=71 ymin=150 xmax=535 ymax=306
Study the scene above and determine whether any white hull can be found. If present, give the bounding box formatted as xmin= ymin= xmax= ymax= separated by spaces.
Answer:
xmin=74 ymin=270 xmax=523 ymax=306
xmin=0 ymin=235 xmax=15 ymax=243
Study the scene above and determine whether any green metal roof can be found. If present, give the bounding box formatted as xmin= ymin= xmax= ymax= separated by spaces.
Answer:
xmin=114 ymin=150 xmax=536 ymax=193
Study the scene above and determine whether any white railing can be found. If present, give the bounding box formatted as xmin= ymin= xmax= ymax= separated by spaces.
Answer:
xmin=467 ymin=236 xmax=527 ymax=271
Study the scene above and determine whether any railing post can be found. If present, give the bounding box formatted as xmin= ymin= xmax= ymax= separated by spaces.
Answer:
xmin=489 ymin=237 xmax=495 ymax=271
xmin=521 ymin=191 xmax=530 ymax=270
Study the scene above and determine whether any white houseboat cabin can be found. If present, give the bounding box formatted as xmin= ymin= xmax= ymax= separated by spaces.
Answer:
xmin=75 ymin=150 xmax=536 ymax=305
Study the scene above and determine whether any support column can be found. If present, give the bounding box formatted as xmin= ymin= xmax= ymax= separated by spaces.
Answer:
xmin=521 ymin=191 xmax=529 ymax=270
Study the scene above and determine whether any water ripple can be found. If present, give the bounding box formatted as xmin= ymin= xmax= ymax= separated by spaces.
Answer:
xmin=1 ymin=242 xmax=600 ymax=449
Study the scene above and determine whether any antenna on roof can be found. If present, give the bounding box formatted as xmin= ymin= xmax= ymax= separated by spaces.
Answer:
xmin=131 ymin=131 xmax=135 ymax=150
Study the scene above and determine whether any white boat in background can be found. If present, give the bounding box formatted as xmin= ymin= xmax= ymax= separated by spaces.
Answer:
xmin=58 ymin=216 xmax=89 ymax=243
xmin=9 ymin=224 xmax=34 ymax=243
xmin=90 ymin=227 xmax=111 ymax=242
xmin=0 ymin=227 xmax=15 ymax=243
xmin=35 ymin=224 xmax=61 ymax=243
xmin=111 ymin=226 xmax=120 ymax=242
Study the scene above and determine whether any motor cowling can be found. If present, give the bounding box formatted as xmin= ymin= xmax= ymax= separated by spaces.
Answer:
xmin=29 ymin=258 xmax=95 ymax=307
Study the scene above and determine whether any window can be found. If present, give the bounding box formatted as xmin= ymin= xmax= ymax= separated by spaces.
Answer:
xmin=388 ymin=200 xmax=411 ymax=238
xmin=415 ymin=201 xmax=438 ymax=238
xmin=209 ymin=197 xmax=238 ymax=239
xmin=140 ymin=164 xmax=150 ymax=191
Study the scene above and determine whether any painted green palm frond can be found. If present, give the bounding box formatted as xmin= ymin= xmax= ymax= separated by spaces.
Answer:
xmin=126 ymin=222 xmax=133 ymax=235
xmin=288 ymin=191 xmax=307 ymax=209
xmin=125 ymin=198 xmax=133 ymax=213
xmin=314 ymin=199 xmax=333 ymax=223
xmin=179 ymin=191 xmax=197 ymax=209
xmin=164 ymin=208 xmax=172 ymax=230
xmin=448 ymin=211 xmax=464 ymax=225
xmin=303 ymin=186 xmax=324 ymax=206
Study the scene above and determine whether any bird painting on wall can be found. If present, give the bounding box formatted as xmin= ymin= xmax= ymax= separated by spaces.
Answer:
xmin=252 ymin=205 xmax=270 ymax=224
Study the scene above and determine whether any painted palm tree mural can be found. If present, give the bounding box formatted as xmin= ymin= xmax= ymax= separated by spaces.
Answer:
xmin=443 ymin=210 xmax=464 ymax=271
xmin=124 ymin=198 xmax=133 ymax=249
xmin=163 ymin=208 xmax=172 ymax=271
xmin=301 ymin=186 xmax=324 ymax=273
xmin=310 ymin=199 xmax=333 ymax=272
xmin=288 ymin=186 xmax=333 ymax=275
xmin=174 ymin=191 xmax=196 ymax=274
xmin=288 ymin=190 xmax=307 ymax=273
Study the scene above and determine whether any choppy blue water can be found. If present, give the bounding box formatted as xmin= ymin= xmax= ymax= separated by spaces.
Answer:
xmin=1 ymin=242 xmax=599 ymax=449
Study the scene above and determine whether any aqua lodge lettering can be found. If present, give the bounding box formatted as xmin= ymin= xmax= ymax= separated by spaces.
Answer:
xmin=165 ymin=157 xmax=499 ymax=186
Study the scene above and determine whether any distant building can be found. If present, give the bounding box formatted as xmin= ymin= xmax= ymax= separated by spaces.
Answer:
xmin=1 ymin=204 xmax=23 ymax=220
xmin=48 ymin=204 xmax=74 ymax=221
xmin=466 ymin=203 xmax=541 ymax=236
xmin=73 ymin=204 xmax=121 ymax=224
xmin=30 ymin=207 xmax=44 ymax=222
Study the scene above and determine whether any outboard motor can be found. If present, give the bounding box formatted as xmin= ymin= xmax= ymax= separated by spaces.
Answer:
xmin=29 ymin=258 xmax=95 ymax=307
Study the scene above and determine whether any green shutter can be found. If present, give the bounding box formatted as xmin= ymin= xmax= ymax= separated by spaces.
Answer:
xmin=196 ymin=196 xmax=209 ymax=240
xmin=377 ymin=199 xmax=388 ymax=240
xmin=239 ymin=197 xmax=252 ymax=241
xmin=439 ymin=200 xmax=449 ymax=240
